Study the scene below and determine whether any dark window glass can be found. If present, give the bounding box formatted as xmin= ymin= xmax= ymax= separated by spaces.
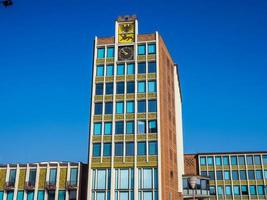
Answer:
xmin=138 ymin=62 xmax=146 ymax=74
xmin=210 ymin=186 xmax=216 ymax=195
xmin=48 ymin=191 xmax=55 ymax=200
xmin=257 ymin=185 xmax=264 ymax=195
xmin=250 ymin=185 xmax=256 ymax=195
xmin=201 ymin=171 xmax=207 ymax=176
xmin=105 ymin=102 xmax=113 ymax=114
xmin=148 ymin=62 xmax=156 ymax=73
xmin=231 ymin=156 xmax=237 ymax=165
xmin=232 ymin=170 xmax=239 ymax=180
xmin=240 ymin=170 xmax=247 ymax=180
xmin=138 ymin=100 xmax=146 ymax=113
xmin=255 ymin=170 xmax=263 ymax=180
xmin=115 ymin=143 xmax=123 ymax=156
xmin=241 ymin=185 xmax=248 ymax=195
xmin=127 ymin=82 xmax=135 ymax=93
xmin=148 ymin=100 xmax=157 ymax=112
xmin=94 ymin=103 xmax=103 ymax=115
xmin=238 ymin=156 xmax=245 ymax=165
xmin=247 ymin=155 xmax=254 ymax=165
xmin=248 ymin=170 xmax=255 ymax=180
xmin=103 ymin=143 xmax=112 ymax=156
xmin=208 ymin=171 xmax=215 ymax=180
xmin=126 ymin=142 xmax=134 ymax=156
xmin=149 ymin=141 xmax=157 ymax=155
xmin=69 ymin=190 xmax=76 ymax=200
xmin=148 ymin=120 xmax=157 ymax=133
xmin=138 ymin=120 xmax=146 ymax=134
xmin=29 ymin=169 xmax=36 ymax=186
xmin=216 ymin=171 xmax=223 ymax=180
xmin=223 ymin=156 xmax=229 ymax=165
xmin=263 ymin=155 xmax=267 ymax=165
xmin=93 ymin=143 xmax=101 ymax=157
xmin=9 ymin=169 xmax=16 ymax=184
xmin=115 ymin=121 xmax=124 ymax=134
xmin=254 ymin=155 xmax=261 ymax=165
xmin=95 ymin=83 xmax=103 ymax=95
xmin=138 ymin=142 xmax=146 ymax=155
xmin=116 ymin=82 xmax=125 ymax=94
xmin=105 ymin=83 xmax=113 ymax=95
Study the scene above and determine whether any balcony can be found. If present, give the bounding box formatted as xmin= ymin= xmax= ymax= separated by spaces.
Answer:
xmin=66 ymin=181 xmax=78 ymax=190
xmin=24 ymin=181 xmax=35 ymax=191
xmin=45 ymin=182 xmax=57 ymax=191
xmin=4 ymin=182 xmax=15 ymax=191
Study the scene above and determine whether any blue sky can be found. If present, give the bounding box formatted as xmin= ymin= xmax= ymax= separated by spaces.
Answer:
xmin=0 ymin=0 xmax=266 ymax=163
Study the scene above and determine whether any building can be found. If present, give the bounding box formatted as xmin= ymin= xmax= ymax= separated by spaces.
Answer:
xmin=184 ymin=152 xmax=267 ymax=200
xmin=0 ymin=162 xmax=87 ymax=200
xmin=87 ymin=15 xmax=184 ymax=200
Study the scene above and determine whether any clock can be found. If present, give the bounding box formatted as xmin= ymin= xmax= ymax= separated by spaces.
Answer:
xmin=118 ymin=46 xmax=134 ymax=61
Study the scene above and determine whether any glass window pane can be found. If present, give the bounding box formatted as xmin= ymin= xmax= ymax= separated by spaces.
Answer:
xmin=120 ymin=192 xmax=128 ymax=200
xmin=107 ymin=47 xmax=114 ymax=58
xmin=126 ymin=121 xmax=134 ymax=134
xmin=149 ymin=141 xmax=157 ymax=155
xmin=115 ymin=143 xmax=123 ymax=156
xmin=138 ymin=100 xmax=146 ymax=113
xmin=225 ymin=186 xmax=232 ymax=195
xmin=254 ymin=155 xmax=261 ymax=165
xmin=232 ymin=171 xmax=239 ymax=180
xmin=224 ymin=171 xmax=231 ymax=180
xmin=249 ymin=185 xmax=256 ymax=195
xmin=144 ymin=192 xmax=152 ymax=200
xmin=0 ymin=191 xmax=3 ymax=200
xmin=148 ymin=81 xmax=156 ymax=93
xmin=207 ymin=157 xmax=214 ymax=166
xmin=248 ymin=170 xmax=255 ymax=180
xmin=216 ymin=171 xmax=223 ymax=180
xmin=143 ymin=169 xmax=152 ymax=189
xmin=247 ymin=155 xmax=254 ymax=165
xmin=138 ymin=45 xmax=146 ymax=55
xmin=37 ymin=191 xmax=44 ymax=200
xmin=58 ymin=191 xmax=65 ymax=200
xmin=70 ymin=168 xmax=78 ymax=185
xmin=69 ymin=190 xmax=76 ymax=200
xmin=127 ymin=63 xmax=135 ymax=75
xmin=17 ymin=191 xmax=24 ymax=200
xmin=97 ymin=170 xmax=106 ymax=189
xmin=106 ymin=65 xmax=114 ymax=76
xmin=223 ymin=156 xmax=229 ymax=165
xmin=126 ymin=101 xmax=134 ymax=113
xmin=148 ymin=62 xmax=156 ymax=73
xmin=148 ymin=120 xmax=157 ymax=133
xmin=217 ymin=186 xmax=223 ymax=195
xmin=241 ymin=185 xmax=248 ymax=195
xmin=104 ymin=122 xmax=112 ymax=135
xmin=7 ymin=192 xmax=14 ymax=200
xmin=93 ymin=143 xmax=101 ymax=157
xmin=127 ymin=82 xmax=135 ymax=93
xmin=117 ymin=64 xmax=125 ymax=75
xmin=264 ymin=170 xmax=267 ymax=179
xmin=120 ymin=169 xmax=129 ymax=189
xmin=238 ymin=156 xmax=245 ymax=165
xmin=97 ymin=48 xmax=105 ymax=59
xmin=126 ymin=142 xmax=134 ymax=156
xmin=234 ymin=186 xmax=240 ymax=195
xmin=263 ymin=155 xmax=267 ymax=165
xmin=27 ymin=191 xmax=34 ymax=200
xmin=116 ymin=82 xmax=125 ymax=94
xmin=96 ymin=192 xmax=105 ymax=200
xmin=231 ymin=156 xmax=237 ymax=165
xmin=138 ymin=120 xmax=146 ymax=134
xmin=137 ymin=142 xmax=146 ymax=155
xmin=215 ymin=156 xmax=222 ymax=166
xmin=96 ymin=65 xmax=104 ymax=76
xmin=49 ymin=169 xmax=57 ymax=184
xmin=103 ymin=143 xmax=112 ymax=156
xmin=95 ymin=83 xmax=103 ymax=95
xmin=257 ymin=185 xmax=264 ymax=195
xmin=208 ymin=171 xmax=215 ymax=180
xmin=138 ymin=62 xmax=146 ymax=74
xmin=148 ymin=43 xmax=156 ymax=54
xmin=148 ymin=100 xmax=157 ymax=112
xmin=93 ymin=123 xmax=102 ymax=135
xmin=105 ymin=83 xmax=113 ymax=95
xmin=200 ymin=157 xmax=206 ymax=166
xmin=210 ymin=186 xmax=216 ymax=195
xmin=94 ymin=103 xmax=103 ymax=115
xmin=256 ymin=170 xmax=263 ymax=180
xmin=116 ymin=102 xmax=124 ymax=114
xmin=105 ymin=102 xmax=113 ymax=114
xmin=240 ymin=170 xmax=247 ymax=180
xmin=115 ymin=121 xmax=124 ymax=134
xmin=138 ymin=81 xmax=146 ymax=93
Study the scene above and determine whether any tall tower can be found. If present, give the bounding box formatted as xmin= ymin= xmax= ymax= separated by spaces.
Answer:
xmin=87 ymin=16 xmax=184 ymax=200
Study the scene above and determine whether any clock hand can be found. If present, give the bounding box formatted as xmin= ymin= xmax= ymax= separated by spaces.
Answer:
xmin=122 ymin=49 xmax=128 ymax=55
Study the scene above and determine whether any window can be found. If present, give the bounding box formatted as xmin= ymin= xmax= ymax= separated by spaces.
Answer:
xmin=116 ymin=168 xmax=134 ymax=190
xmin=105 ymin=83 xmax=113 ymax=95
xmin=105 ymin=102 xmax=113 ymax=114
xmin=37 ymin=191 xmax=44 ymax=200
xmin=115 ymin=142 xmax=123 ymax=156
xmin=257 ymin=185 xmax=265 ymax=195
xmin=216 ymin=171 xmax=223 ymax=180
xmin=93 ymin=123 xmax=102 ymax=135
xmin=208 ymin=171 xmax=215 ymax=180
xmin=148 ymin=62 xmax=156 ymax=73
xmin=148 ymin=43 xmax=156 ymax=54
xmin=96 ymin=65 xmax=104 ymax=76
xmin=200 ymin=157 xmax=206 ymax=166
xmin=97 ymin=170 xmax=107 ymax=190
xmin=143 ymin=169 xmax=153 ymax=189
xmin=126 ymin=101 xmax=134 ymax=113
xmin=232 ymin=170 xmax=239 ymax=180
xmin=116 ymin=102 xmax=124 ymax=114
xmin=215 ymin=156 xmax=222 ymax=166
xmin=138 ymin=100 xmax=146 ymax=113
xmin=116 ymin=82 xmax=125 ymax=94
xmin=17 ymin=191 xmax=24 ymax=200
xmin=223 ymin=156 xmax=229 ymax=165
xmin=106 ymin=65 xmax=114 ymax=76
xmin=138 ymin=120 xmax=146 ymax=134
xmin=217 ymin=186 xmax=224 ymax=195
xmin=138 ymin=142 xmax=146 ymax=155
xmin=249 ymin=185 xmax=256 ymax=195
xmin=69 ymin=191 xmax=76 ymax=200
xmin=254 ymin=155 xmax=261 ymax=165
xmin=127 ymin=82 xmax=135 ymax=93
xmin=0 ymin=191 xmax=3 ymax=200
xmin=94 ymin=103 xmax=103 ymax=115
xmin=233 ymin=186 xmax=240 ymax=195
xmin=225 ymin=186 xmax=232 ymax=195
xmin=207 ymin=157 xmax=213 ymax=166
xmin=126 ymin=121 xmax=134 ymax=134
xmin=238 ymin=156 xmax=245 ymax=165
xmin=117 ymin=64 xmax=125 ymax=75
xmin=248 ymin=170 xmax=255 ymax=180
xmin=148 ymin=120 xmax=157 ymax=133
xmin=240 ymin=170 xmax=247 ymax=180
xmin=138 ymin=81 xmax=146 ymax=93
xmin=103 ymin=143 xmax=112 ymax=156
xmin=70 ymin=168 xmax=78 ymax=186
xmin=104 ymin=122 xmax=112 ymax=135
xmin=92 ymin=169 xmax=111 ymax=192
xmin=148 ymin=100 xmax=157 ymax=112
xmin=95 ymin=83 xmax=103 ymax=95
xmin=201 ymin=171 xmax=207 ymax=176
xmin=115 ymin=121 xmax=124 ymax=134
xmin=127 ymin=63 xmax=135 ymax=75
xmin=148 ymin=81 xmax=156 ymax=93
xmin=138 ymin=62 xmax=146 ymax=74
xmin=210 ymin=186 xmax=216 ymax=195
xmin=107 ymin=47 xmax=114 ymax=58
xmin=265 ymin=170 xmax=267 ymax=179
xmin=93 ymin=143 xmax=101 ymax=157
xmin=241 ymin=185 xmax=248 ymax=195
xmin=97 ymin=48 xmax=105 ymax=59
xmin=263 ymin=155 xmax=267 ymax=165
xmin=149 ymin=141 xmax=157 ymax=155
xmin=9 ymin=169 xmax=16 ymax=184
xmin=256 ymin=170 xmax=263 ymax=180
xmin=231 ymin=156 xmax=237 ymax=165
xmin=138 ymin=44 xmax=146 ymax=55
xmin=224 ymin=171 xmax=231 ymax=180
xmin=49 ymin=168 xmax=57 ymax=184
xmin=27 ymin=191 xmax=34 ymax=200
xmin=126 ymin=142 xmax=134 ymax=156
xmin=58 ymin=191 xmax=65 ymax=200
xmin=247 ymin=155 xmax=254 ymax=165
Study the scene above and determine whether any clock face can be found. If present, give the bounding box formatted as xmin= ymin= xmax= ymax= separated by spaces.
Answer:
xmin=118 ymin=46 xmax=134 ymax=61
xmin=118 ymin=22 xmax=135 ymax=43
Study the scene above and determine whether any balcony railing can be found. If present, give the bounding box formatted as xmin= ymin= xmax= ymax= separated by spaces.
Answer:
xmin=4 ymin=182 xmax=15 ymax=191
xmin=66 ymin=181 xmax=78 ymax=190
xmin=183 ymin=189 xmax=210 ymax=199
xmin=45 ymin=181 xmax=57 ymax=191
xmin=24 ymin=181 xmax=35 ymax=191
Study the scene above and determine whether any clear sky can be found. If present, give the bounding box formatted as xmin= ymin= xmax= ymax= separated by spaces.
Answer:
xmin=0 ymin=0 xmax=267 ymax=163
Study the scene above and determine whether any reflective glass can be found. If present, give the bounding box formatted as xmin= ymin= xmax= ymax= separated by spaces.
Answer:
xmin=127 ymin=82 xmax=135 ymax=93
xmin=97 ymin=48 xmax=105 ymax=59
xmin=126 ymin=142 xmax=134 ymax=156
xmin=105 ymin=102 xmax=113 ymax=114
xmin=148 ymin=81 xmax=156 ymax=93
xmin=148 ymin=43 xmax=156 ymax=54
xmin=93 ymin=143 xmax=101 ymax=157
xmin=238 ymin=156 xmax=245 ymax=165
xmin=248 ymin=170 xmax=255 ymax=180
xmin=103 ymin=143 xmax=112 ymax=156
xmin=138 ymin=62 xmax=146 ymax=74
xmin=263 ymin=155 xmax=267 ymax=165
xmin=58 ymin=191 xmax=65 ymax=200
xmin=117 ymin=64 xmax=125 ymax=75
xmin=216 ymin=171 xmax=223 ymax=180
xmin=37 ymin=191 xmax=44 ymax=200
xmin=241 ymin=185 xmax=248 ymax=195
xmin=138 ymin=45 xmax=146 ymax=55
xmin=200 ymin=157 xmax=206 ymax=165
xmin=207 ymin=157 xmax=213 ymax=166
xmin=127 ymin=63 xmax=135 ymax=75
xmin=148 ymin=62 xmax=156 ymax=73
xmin=126 ymin=121 xmax=134 ymax=134
xmin=148 ymin=120 xmax=157 ymax=133
xmin=97 ymin=170 xmax=106 ymax=189
xmin=231 ymin=156 xmax=237 ymax=165
xmin=27 ymin=191 xmax=34 ymax=200
xmin=115 ymin=143 xmax=123 ymax=156
xmin=149 ymin=141 xmax=157 ymax=155
xmin=107 ymin=47 xmax=114 ymax=58
xmin=224 ymin=171 xmax=231 ymax=180
xmin=106 ymin=65 xmax=114 ymax=76
xmin=240 ymin=170 xmax=247 ymax=180
xmin=250 ymin=185 xmax=256 ymax=195
xmin=138 ymin=100 xmax=146 ymax=113
xmin=138 ymin=142 xmax=146 ymax=155
xmin=94 ymin=123 xmax=102 ymax=135
xmin=247 ymin=155 xmax=254 ymax=165
xmin=143 ymin=192 xmax=152 ymax=200
xmin=223 ymin=156 xmax=229 ymax=165
xmin=138 ymin=81 xmax=146 ymax=93
xmin=234 ymin=186 xmax=240 ymax=195
xmin=104 ymin=122 xmax=112 ymax=135
xmin=94 ymin=103 xmax=103 ymax=115
xmin=215 ymin=156 xmax=222 ymax=166
xmin=105 ymin=83 xmax=113 ymax=95
xmin=115 ymin=121 xmax=124 ymax=134
xmin=17 ymin=191 xmax=24 ymax=200
xmin=232 ymin=170 xmax=239 ymax=180
xmin=116 ymin=82 xmax=125 ymax=94
xmin=217 ymin=186 xmax=223 ymax=195
xmin=126 ymin=101 xmax=134 ymax=113
xmin=254 ymin=155 xmax=261 ymax=165
xmin=143 ymin=169 xmax=152 ymax=189
xmin=96 ymin=65 xmax=104 ymax=76
xmin=49 ymin=169 xmax=57 ymax=184
xmin=95 ymin=83 xmax=103 ymax=95
xmin=225 ymin=186 xmax=232 ymax=195
xmin=148 ymin=100 xmax=157 ymax=112
xmin=138 ymin=120 xmax=146 ymax=134
xmin=116 ymin=102 xmax=124 ymax=114
xmin=70 ymin=168 xmax=78 ymax=185
xmin=257 ymin=185 xmax=264 ymax=195
xmin=256 ymin=170 xmax=263 ymax=180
